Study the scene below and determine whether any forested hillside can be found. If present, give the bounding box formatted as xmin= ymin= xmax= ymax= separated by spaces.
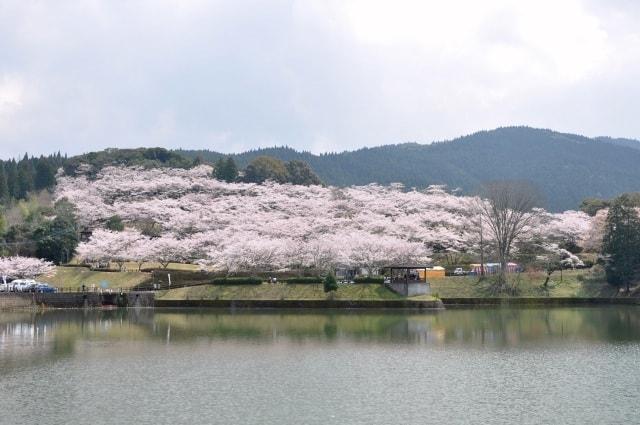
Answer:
xmin=0 ymin=153 xmax=65 ymax=204
xmin=177 ymin=127 xmax=640 ymax=211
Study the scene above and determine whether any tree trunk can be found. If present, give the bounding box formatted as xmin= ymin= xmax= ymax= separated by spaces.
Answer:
xmin=479 ymin=220 xmax=485 ymax=280
xmin=543 ymin=270 xmax=552 ymax=288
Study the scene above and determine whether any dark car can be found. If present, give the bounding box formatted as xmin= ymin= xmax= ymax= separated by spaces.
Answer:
xmin=23 ymin=282 xmax=40 ymax=292
xmin=35 ymin=284 xmax=56 ymax=293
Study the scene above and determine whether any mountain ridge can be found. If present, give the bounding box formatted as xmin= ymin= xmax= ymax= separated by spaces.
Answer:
xmin=176 ymin=127 xmax=640 ymax=211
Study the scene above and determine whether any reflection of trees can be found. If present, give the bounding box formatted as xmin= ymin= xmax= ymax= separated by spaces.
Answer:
xmin=139 ymin=308 xmax=640 ymax=347
xmin=0 ymin=309 xmax=155 ymax=371
xmin=2 ymin=307 xmax=640 ymax=372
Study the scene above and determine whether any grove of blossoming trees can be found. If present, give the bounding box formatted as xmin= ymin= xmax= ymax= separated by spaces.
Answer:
xmin=56 ymin=165 xmax=595 ymax=273
xmin=0 ymin=256 xmax=55 ymax=281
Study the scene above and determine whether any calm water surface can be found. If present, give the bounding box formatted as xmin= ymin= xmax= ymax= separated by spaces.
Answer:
xmin=1 ymin=307 xmax=639 ymax=425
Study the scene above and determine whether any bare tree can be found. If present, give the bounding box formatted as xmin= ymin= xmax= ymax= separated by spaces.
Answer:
xmin=475 ymin=181 xmax=542 ymax=291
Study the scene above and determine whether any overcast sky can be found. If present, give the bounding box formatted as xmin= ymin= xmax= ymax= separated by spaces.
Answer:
xmin=1 ymin=0 xmax=639 ymax=159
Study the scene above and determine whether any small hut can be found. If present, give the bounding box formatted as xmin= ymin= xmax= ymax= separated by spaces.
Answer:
xmin=384 ymin=265 xmax=431 ymax=296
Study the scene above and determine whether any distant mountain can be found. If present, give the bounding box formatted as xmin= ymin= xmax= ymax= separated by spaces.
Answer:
xmin=595 ymin=136 xmax=640 ymax=150
xmin=177 ymin=126 xmax=640 ymax=212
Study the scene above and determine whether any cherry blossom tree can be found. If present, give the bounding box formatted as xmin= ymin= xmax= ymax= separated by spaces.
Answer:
xmin=56 ymin=165 xmax=594 ymax=273
xmin=0 ymin=256 xmax=55 ymax=282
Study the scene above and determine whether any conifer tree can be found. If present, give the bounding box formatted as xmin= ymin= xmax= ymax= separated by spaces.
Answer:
xmin=5 ymin=160 xmax=19 ymax=199
xmin=34 ymin=159 xmax=56 ymax=190
xmin=602 ymin=194 xmax=640 ymax=293
xmin=0 ymin=163 xmax=9 ymax=203
xmin=214 ymin=157 xmax=239 ymax=183
xmin=15 ymin=154 xmax=35 ymax=199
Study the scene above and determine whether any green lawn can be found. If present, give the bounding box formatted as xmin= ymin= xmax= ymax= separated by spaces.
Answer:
xmin=47 ymin=267 xmax=152 ymax=291
xmin=429 ymin=269 xmax=616 ymax=298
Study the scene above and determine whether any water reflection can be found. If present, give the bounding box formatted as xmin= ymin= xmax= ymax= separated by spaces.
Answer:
xmin=2 ymin=307 xmax=640 ymax=365
xmin=2 ymin=307 xmax=639 ymax=425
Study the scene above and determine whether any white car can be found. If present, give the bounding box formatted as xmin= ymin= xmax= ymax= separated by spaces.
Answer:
xmin=453 ymin=268 xmax=466 ymax=276
xmin=10 ymin=279 xmax=37 ymax=292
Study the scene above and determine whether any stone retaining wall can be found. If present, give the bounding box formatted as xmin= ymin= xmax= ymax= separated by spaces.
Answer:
xmin=441 ymin=297 xmax=640 ymax=306
xmin=386 ymin=281 xmax=430 ymax=297
xmin=155 ymin=298 xmax=444 ymax=309
xmin=0 ymin=292 xmax=155 ymax=309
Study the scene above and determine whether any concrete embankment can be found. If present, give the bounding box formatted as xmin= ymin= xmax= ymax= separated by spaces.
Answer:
xmin=0 ymin=292 xmax=155 ymax=309
xmin=5 ymin=293 xmax=639 ymax=310
xmin=155 ymin=298 xmax=444 ymax=309
xmin=441 ymin=297 xmax=640 ymax=306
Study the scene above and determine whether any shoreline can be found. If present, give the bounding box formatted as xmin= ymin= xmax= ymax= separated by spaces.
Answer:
xmin=2 ymin=292 xmax=640 ymax=310
xmin=440 ymin=297 xmax=640 ymax=306
xmin=154 ymin=298 xmax=444 ymax=309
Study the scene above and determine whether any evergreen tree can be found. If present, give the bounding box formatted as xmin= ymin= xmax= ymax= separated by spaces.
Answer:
xmin=323 ymin=273 xmax=338 ymax=293
xmin=34 ymin=159 xmax=57 ymax=191
xmin=16 ymin=155 xmax=35 ymax=199
xmin=601 ymin=195 xmax=640 ymax=292
xmin=214 ymin=157 xmax=239 ymax=183
xmin=33 ymin=202 xmax=79 ymax=264
xmin=285 ymin=160 xmax=322 ymax=186
xmin=5 ymin=160 xmax=19 ymax=199
xmin=0 ymin=211 xmax=6 ymax=235
xmin=223 ymin=157 xmax=239 ymax=182
xmin=0 ymin=163 xmax=9 ymax=203
xmin=243 ymin=156 xmax=287 ymax=184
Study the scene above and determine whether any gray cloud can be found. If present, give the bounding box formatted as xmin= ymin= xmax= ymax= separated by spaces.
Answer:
xmin=1 ymin=0 xmax=639 ymax=159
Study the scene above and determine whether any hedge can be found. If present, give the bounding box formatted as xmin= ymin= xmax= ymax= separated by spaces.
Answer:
xmin=284 ymin=276 xmax=322 ymax=284
xmin=353 ymin=276 xmax=385 ymax=284
xmin=212 ymin=277 xmax=263 ymax=285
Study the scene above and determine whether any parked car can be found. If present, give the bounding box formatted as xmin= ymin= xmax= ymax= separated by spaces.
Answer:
xmin=23 ymin=281 xmax=40 ymax=292
xmin=453 ymin=267 xmax=467 ymax=276
xmin=35 ymin=283 xmax=56 ymax=293
xmin=11 ymin=279 xmax=37 ymax=292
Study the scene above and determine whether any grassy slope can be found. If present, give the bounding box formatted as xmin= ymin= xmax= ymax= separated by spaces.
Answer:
xmin=429 ymin=269 xmax=616 ymax=298
xmin=49 ymin=266 xmax=616 ymax=298
xmin=47 ymin=267 xmax=151 ymax=291
xmin=157 ymin=283 xmax=434 ymax=301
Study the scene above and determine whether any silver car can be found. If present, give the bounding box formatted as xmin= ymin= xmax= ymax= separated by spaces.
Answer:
xmin=11 ymin=279 xmax=37 ymax=292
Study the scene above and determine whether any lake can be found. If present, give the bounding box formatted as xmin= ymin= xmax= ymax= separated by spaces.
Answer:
xmin=1 ymin=307 xmax=639 ymax=425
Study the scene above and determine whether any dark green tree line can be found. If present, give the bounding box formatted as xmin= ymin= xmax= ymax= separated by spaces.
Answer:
xmin=241 ymin=156 xmax=322 ymax=186
xmin=0 ymin=153 xmax=64 ymax=205
xmin=601 ymin=195 xmax=640 ymax=293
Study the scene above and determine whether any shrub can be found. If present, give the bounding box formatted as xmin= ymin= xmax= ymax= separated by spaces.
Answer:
xmin=284 ymin=276 xmax=322 ymax=284
xmin=353 ymin=276 xmax=385 ymax=284
xmin=323 ymin=273 xmax=338 ymax=293
xmin=105 ymin=215 xmax=125 ymax=231
xmin=212 ymin=277 xmax=262 ymax=285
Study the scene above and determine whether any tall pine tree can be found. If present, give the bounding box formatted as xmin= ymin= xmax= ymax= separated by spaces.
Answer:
xmin=5 ymin=160 xmax=19 ymax=199
xmin=34 ymin=158 xmax=56 ymax=191
xmin=0 ymin=162 xmax=9 ymax=203
xmin=16 ymin=154 xmax=35 ymax=199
